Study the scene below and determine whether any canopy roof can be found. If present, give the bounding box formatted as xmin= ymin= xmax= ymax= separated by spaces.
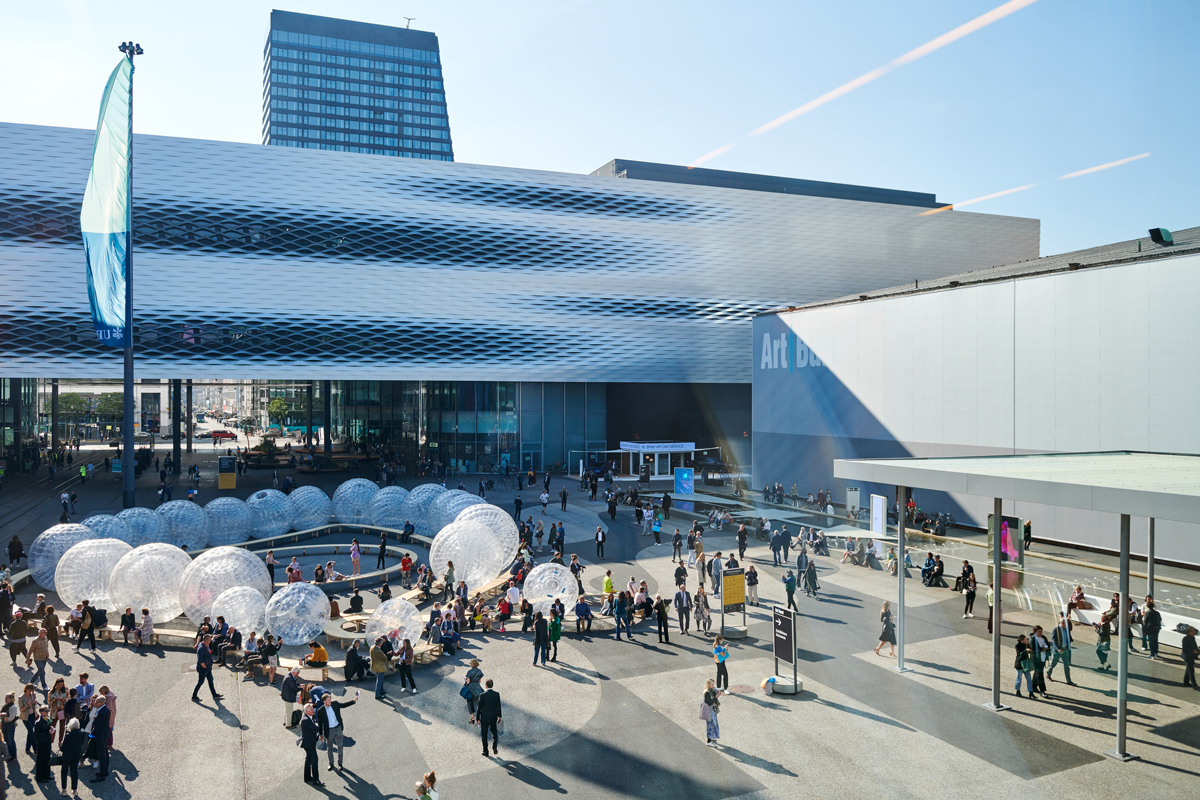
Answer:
xmin=833 ymin=451 xmax=1200 ymax=524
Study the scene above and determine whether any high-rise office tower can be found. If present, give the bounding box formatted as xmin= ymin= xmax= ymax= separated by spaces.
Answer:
xmin=262 ymin=10 xmax=453 ymax=161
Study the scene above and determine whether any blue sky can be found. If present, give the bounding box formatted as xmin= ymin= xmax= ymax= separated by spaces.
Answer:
xmin=2 ymin=0 xmax=1196 ymax=255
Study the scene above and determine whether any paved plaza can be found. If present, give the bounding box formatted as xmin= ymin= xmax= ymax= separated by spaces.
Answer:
xmin=1 ymin=454 xmax=1198 ymax=799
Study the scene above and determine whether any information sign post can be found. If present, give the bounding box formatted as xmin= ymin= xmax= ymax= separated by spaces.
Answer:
xmin=771 ymin=606 xmax=801 ymax=694
xmin=218 ymin=456 xmax=237 ymax=490
xmin=721 ymin=567 xmax=746 ymax=638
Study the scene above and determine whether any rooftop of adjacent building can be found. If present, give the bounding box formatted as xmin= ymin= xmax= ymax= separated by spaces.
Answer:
xmin=763 ymin=224 xmax=1200 ymax=315
xmin=268 ymin=8 xmax=440 ymax=49
xmin=590 ymin=158 xmax=947 ymax=209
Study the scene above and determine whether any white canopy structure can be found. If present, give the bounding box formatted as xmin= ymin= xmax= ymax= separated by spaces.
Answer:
xmin=834 ymin=450 xmax=1200 ymax=762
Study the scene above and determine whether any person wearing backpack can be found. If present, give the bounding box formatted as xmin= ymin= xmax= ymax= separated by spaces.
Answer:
xmin=75 ymin=602 xmax=97 ymax=654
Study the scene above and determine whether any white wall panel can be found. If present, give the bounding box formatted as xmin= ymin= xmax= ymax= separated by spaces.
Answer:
xmin=758 ymin=251 xmax=1200 ymax=563
xmin=1098 ymin=263 xmax=1149 ymax=451
xmin=973 ymin=282 xmax=1016 ymax=451
xmin=1014 ymin=278 xmax=1058 ymax=451
xmin=1052 ymin=271 xmax=1101 ymax=451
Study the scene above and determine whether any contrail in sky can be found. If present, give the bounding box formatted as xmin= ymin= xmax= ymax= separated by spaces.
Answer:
xmin=919 ymin=152 xmax=1151 ymax=216
xmin=688 ymin=0 xmax=1041 ymax=168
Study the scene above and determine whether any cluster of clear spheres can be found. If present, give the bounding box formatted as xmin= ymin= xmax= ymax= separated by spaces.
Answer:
xmin=108 ymin=543 xmax=193 ymax=622
xmin=29 ymin=524 xmax=98 ymax=590
xmin=178 ymin=546 xmax=272 ymax=625
xmin=332 ymin=479 xmax=379 ymax=524
xmin=288 ymin=486 xmax=332 ymax=531
xmin=202 ymin=497 xmax=252 ymax=546
xmin=247 ymin=489 xmax=294 ymax=539
xmin=116 ymin=507 xmax=165 ymax=547
xmin=157 ymin=500 xmax=210 ymax=550
xmin=368 ymin=486 xmax=410 ymax=529
xmin=455 ymin=504 xmax=520 ymax=566
xmin=265 ymin=582 xmax=330 ymax=645
xmin=428 ymin=489 xmax=486 ymax=534
xmin=398 ymin=483 xmax=446 ymax=539
xmin=365 ymin=598 xmax=422 ymax=648
xmin=428 ymin=519 xmax=506 ymax=593
xmin=81 ymin=515 xmax=134 ymax=546
xmin=53 ymin=538 xmax=132 ymax=609
xmin=211 ymin=585 xmax=268 ymax=634
xmin=522 ymin=562 xmax=579 ymax=617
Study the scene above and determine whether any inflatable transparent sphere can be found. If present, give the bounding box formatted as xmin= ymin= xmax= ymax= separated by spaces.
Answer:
xmin=247 ymin=489 xmax=295 ymax=539
xmin=522 ymin=562 xmax=580 ymax=617
xmin=211 ymin=585 xmax=268 ymax=635
xmin=455 ymin=504 xmax=520 ymax=566
xmin=29 ymin=524 xmax=98 ymax=591
xmin=428 ymin=490 xmax=487 ymax=535
xmin=157 ymin=500 xmax=211 ymax=550
xmin=332 ymin=478 xmax=379 ymax=524
xmin=398 ymin=483 xmax=446 ymax=540
xmin=365 ymin=598 xmax=422 ymax=649
xmin=81 ymin=514 xmax=135 ymax=546
xmin=288 ymin=486 xmax=332 ymax=531
xmin=108 ymin=543 xmax=193 ymax=622
xmin=368 ymin=486 xmax=410 ymax=529
xmin=264 ymin=582 xmax=330 ymax=645
xmin=53 ymin=538 xmax=132 ymax=609
xmin=428 ymin=520 xmax=506 ymax=595
xmin=178 ymin=546 xmax=273 ymax=625
xmin=116 ymin=507 xmax=166 ymax=547
xmin=203 ymin=497 xmax=253 ymax=546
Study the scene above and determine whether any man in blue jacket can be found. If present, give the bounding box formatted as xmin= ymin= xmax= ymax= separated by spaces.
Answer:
xmin=192 ymin=633 xmax=223 ymax=702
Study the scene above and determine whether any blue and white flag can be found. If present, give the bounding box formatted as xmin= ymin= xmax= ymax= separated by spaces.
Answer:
xmin=81 ymin=58 xmax=133 ymax=347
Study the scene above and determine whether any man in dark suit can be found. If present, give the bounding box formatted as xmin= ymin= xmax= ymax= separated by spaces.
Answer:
xmin=282 ymin=667 xmax=301 ymax=727
xmin=477 ymin=679 xmax=502 ymax=757
xmin=192 ymin=634 xmax=223 ymax=702
xmin=315 ymin=691 xmax=359 ymax=771
xmin=88 ymin=697 xmax=112 ymax=782
xmin=595 ymin=526 xmax=606 ymax=559
xmin=299 ymin=704 xmax=324 ymax=786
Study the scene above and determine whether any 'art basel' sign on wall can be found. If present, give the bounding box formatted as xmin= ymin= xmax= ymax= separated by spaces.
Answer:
xmin=760 ymin=332 xmax=822 ymax=370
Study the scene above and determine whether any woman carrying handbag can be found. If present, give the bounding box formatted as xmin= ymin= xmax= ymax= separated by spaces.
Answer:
xmin=701 ymin=679 xmax=721 ymax=747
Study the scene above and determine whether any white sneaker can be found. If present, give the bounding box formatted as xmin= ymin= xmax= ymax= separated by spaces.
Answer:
xmin=411 ymin=688 xmax=417 ymax=694
xmin=963 ymin=614 xmax=968 ymax=619
xmin=706 ymin=741 xmax=717 ymax=747
xmin=968 ymin=614 xmax=974 ymax=618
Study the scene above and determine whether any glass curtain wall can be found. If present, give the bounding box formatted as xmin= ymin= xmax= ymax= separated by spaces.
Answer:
xmin=1 ymin=377 xmax=38 ymax=473
xmin=322 ymin=380 xmax=605 ymax=474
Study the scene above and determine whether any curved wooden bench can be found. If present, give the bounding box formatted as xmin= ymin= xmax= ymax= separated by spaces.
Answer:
xmin=278 ymin=656 xmax=346 ymax=683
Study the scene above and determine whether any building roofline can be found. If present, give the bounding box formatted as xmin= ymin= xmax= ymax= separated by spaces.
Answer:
xmin=759 ymin=225 xmax=1200 ymax=316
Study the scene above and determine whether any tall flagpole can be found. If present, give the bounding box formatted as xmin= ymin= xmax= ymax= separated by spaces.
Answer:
xmin=118 ymin=41 xmax=143 ymax=509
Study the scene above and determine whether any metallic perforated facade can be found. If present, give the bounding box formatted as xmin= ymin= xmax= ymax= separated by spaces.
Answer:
xmin=0 ymin=122 xmax=1038 ymax=382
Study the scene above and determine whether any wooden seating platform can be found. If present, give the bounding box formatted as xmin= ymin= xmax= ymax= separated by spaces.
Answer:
xmin=278 ymin=656 xmax=347 ymax=683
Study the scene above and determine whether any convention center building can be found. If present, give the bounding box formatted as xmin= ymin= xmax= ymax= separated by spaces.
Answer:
xmin=0 ymin=122 xmax=1037 ymax=474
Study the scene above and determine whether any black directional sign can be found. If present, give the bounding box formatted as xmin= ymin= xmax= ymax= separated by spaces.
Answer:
xmin=773 ymin=606 xmax=795 ymax=665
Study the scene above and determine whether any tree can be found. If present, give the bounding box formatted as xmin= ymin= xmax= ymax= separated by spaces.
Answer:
xmin=94 ymin=392 xmax=125 ymax=420
xmin=267 ymin=397 xmax=290 ymax=424
xmin=57 ymin=393 xmax=91 ymax=418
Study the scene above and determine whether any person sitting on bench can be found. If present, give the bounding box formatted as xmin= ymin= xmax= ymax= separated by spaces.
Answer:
xmin=926 ymin=556 xmax=947 ymax=588
xmin=920 ymin=553 xmax=936 ymax=584
xmin=344 ymin=640 xmax=369 ymax=681
xmin=303 ymin=641 xmax=328 ymax=667
xmin=574 ymin=596 xmax=593 ymax=633
xmin=348 ymin=589 xmax=364 ymax=614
